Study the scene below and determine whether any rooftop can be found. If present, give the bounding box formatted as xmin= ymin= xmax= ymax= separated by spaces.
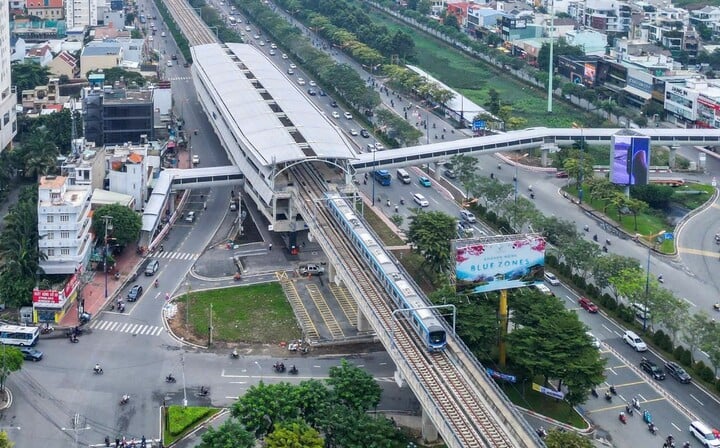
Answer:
xmin=83 ymin=44 xmax=121 ymax=57
xmin=191 ymin=43 xmax=356 ymax=166
xmin=39 ymin=175 xmax=66 ymax=190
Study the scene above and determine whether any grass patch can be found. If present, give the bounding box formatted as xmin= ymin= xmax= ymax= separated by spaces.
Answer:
xmin=357 ymin=202 xmax=406 ymax=246
xmin=671 ymin=183 xmax=715 ymax=210
xmin=501 ymin=382 xmax=587 ymax=429
xmin=164 ymin=406 xmax=219 ymax=445
xmin=178 ymin=283 xmax=302 ymax=344
xmin=368 ymin=13 xmax=588 ymax=127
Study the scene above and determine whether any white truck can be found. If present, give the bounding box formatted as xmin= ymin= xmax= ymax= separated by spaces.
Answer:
xmin=299 ymin=264 xmax=324 ymax=276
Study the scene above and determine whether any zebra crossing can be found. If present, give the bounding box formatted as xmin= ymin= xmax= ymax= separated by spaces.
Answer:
xmin=89 ymin=320 xmax=164 ymax=337
xmin=153 ymin=251 xmax=198 ymax=261
xmin=168 ymin=76 xmax=192 ymax=82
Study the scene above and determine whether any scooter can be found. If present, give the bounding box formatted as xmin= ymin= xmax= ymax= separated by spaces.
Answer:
xmin=609 ymin=385 xmax=617 ymax=395
xmin=93 ymin=367 xmax=104 ymax=375
xmin=648 ymin=423 xmax=657 ymax=435
xmin=199 ymin=386 xmax=209 ymax=397
xmin=289 ymin=366 xmax=298 ymax=375
xmin=590 ymin=388 xmax=598 ymax=398
xmin=604 ymin=391 xmax=612 ymax=402
xmin=120 ymin=395 xmax=130 ymax=405
xmin=619 ymin=412 xmax=627 ymax=424
xmin=69 ymin=335 xmax=79 ymax=344
xmin=230 ymin=350 xmax=239 ymax=359
xmin=625 ymin=404 xmax=633 ymax=416
xmin=165 ymin=375 xmax=176 ymax=383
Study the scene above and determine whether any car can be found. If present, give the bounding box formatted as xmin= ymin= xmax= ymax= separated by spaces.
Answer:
xmin=344 ymin=112 xmax=353 ymax=120
xmin=555 ymin=171 xmax=569 ymax=178
xmin=349 ymin=129 xmax=358 ymax=136
xmin=270 ymin=43 xmax=277 ymax=49
xmin=459 ymin=210 xmax=476 ymax=223
xmin=161 ymin=31 xmax=166 ymax=37
xmin=623 ymin=330 xmax=648 ymax=351
xmin=578 ymin=297 xmax=598 ymax=313
xmin=366 ymin=143 xmax=376 ymax=152
xmin=330 ymin=101 xmax=338 ymax=108
xmin=331 ymin=111 xmax=340 ymax=119
xmin=544 ymin=272 xmax=560 ymax=286
xmin=184 ymin=211 xmax=196 ymax=223
xmin=127 ymin=284 xmax=143 ymax=302
xmin=297 ymin=78 xmax=306 ymax=85
xmin=413 ymin=193 xmax=430 ymax=207
xmin=457 ymin=222 xmax=473 ymax=238
xmin=246 ymin=26 xmax=252 ymax=31
xmin=360 ymin=129 xmax=370 ymax=138
xmin=258 ymin=40 xmax=265 ymax=46
xmin=287 ymin=68 xmax=294 ymax=75
xmin=307 ymin=89 xmax=317 ymax=96
xmin=144 ymin=259 xmax=160 ymax=276
xmin=192 ymin=154 xmax=200 ymax=165
xmin=171 ymin=54 xmax=178 ymax=60
xmin=444 ymin=169 xmax=457 ymax=179
xmin=299 ymin=263 xmax=324 ymax=276
xmin=418 ymin=176 xmax=432 ymax=187
xmin=640 ymin=357 xmax=666 ymax=380
xmin=664 ymin=361 xmax=692 ymax=383
xmin=166 ymin=60 xmax=173 ymax=67
xmin=20 ymin=347 xmax=43 ymax=361
xmin=148 ymin=36 xmax=154 ymax=42
xmin=269 ymin=49 xmax=276 ymax=56
xmin=309 ymin=80 xmax=316 ymax=87
xmin=253 ymin=33 xmax=260 ymax=39
xmin=534 ymin=284 xmax=553 ymax=296
xmin=319 ymin=90 xmax=327 ymax=96
xmin=289 ymin=63 xmax=296 ymax=69
xmin=586 ymin=332 xmax=601 ymax=349
xmin=183 ymin=62 xmax=190 ymax=68
xmin=374 ymin=143 xmax=384 ymax=151
xmin=281 ymin=53 xmax=288 ymax=59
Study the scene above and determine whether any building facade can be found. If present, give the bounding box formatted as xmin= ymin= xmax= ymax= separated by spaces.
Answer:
xmin=0 ymin=4 xmax=18 ymax=153
xmin=26 ymin=0 xmax=65 ymax=20
xmin=83 ymin=88 xmax=155 ymax=146
xmin=65 ymin=0 xmax=98 ymax=28
xmin=37 ymin=175 xmax=94 ymax=275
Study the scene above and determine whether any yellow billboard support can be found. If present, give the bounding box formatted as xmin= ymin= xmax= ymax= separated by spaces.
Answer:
xmin=499 ymin=288 xmax=508 ymax=368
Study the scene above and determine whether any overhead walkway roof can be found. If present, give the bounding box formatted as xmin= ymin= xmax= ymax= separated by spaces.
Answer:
xmin=191 ymin=43 xmax=357 ymax=166
xmin=351 ymin=127 xmax=720 ymax=171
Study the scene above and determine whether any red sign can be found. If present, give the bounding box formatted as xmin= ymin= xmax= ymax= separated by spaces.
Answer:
xmin=33 ymin=289 xmax=60 ymax=304
xmin=698 ymin=96 xmax=720 ymax=113
xmin=64 ymin=272 xmax=80 ymax=298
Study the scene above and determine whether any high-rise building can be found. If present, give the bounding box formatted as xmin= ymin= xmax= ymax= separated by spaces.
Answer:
xmin=65 ymin=0 xmax=99 ymax=28
xmin=0 ymin=4 xmax=18 ymax=152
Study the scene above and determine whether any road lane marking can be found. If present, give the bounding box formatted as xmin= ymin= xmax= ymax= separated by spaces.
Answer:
xmin=689 ymin=393 xmax=704 ymax=406
xmin=677 ymin=246 xmax=720 ymax=257
xmin=671 ymin=422 xmax=682 ymax=431
xmin=566 ymin=295 xmax=576 ymax=304
xmin=229 ymin=381 xmax=246 ymax=384
xmin=681 ymin=297 xmax=696 ymax=307
xmin=638 ymin=394 xmax=647 ymax=402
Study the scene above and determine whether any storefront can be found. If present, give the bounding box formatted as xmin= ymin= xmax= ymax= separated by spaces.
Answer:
xmin=32 ymin=270 xmax=82 ymax=323
xmin=664 ymin=83 xmax=698 ymax=125
xmin=697 ymin=95 xmax=720 ymax=129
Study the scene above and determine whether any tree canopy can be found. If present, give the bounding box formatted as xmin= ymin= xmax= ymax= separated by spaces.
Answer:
xmin=91 ymin=204 xmax=142 ymax=247
xmin=11 ymin=63 xmax=50 ymax=101
xmin=0 ymin=347 xmax=24 ymax=392
xmin=406 ymin=210 xmax=456 ymax=276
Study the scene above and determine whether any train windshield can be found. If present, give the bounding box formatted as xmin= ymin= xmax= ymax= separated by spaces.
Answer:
xmin=429 ymin=331 xmax=446 ymax=345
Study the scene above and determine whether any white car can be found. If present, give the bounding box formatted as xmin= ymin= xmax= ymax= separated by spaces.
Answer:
xmin=192 ymin=154 xmax=200 ymax=165
xmin=289 ymin=63 xmax=296 ymax=69
xmin=309 ymin=80 xmax=316 ymax=87
xmin=253 ymin=34 xmax=260 ymax=39
xmin=534 ymin=284 xmax=553 ymax=295
xmin=366 ymin=143 xmax=376 ymax=152
xmin=374 ymin=142 xmax=384 ymax=150
xmin=297 ymin=78 xmax=306 ymax=85
xmin=544 ymin=272 xmax=560 ymax=286
xmin=270 ymin=43 xmax=277 ymax=49
xmin=258 ymin=40 xmax=265 ymax=46
xmin=349 ymin=129 xmax=358 ymax=136
xmin=586 ymin=332 xmax=601 ymax=349
xmin=459 ymin=210 xmax=476 ymax=223
xmin=344 ymin=112 xmax=353 ymax=120
xmin=246 ymin=26 xmax=252 ymax=31
xmin=331 ymin=111 xmax=340 ymax=119
xmin=413 ymin=193 xmax=429 ymax=207
xmin=281 ymin=53 xmax=288 ymax=59
xmin=269 ymin=49 xmax=276 ymax=56
xmin=166 ymin=60 xmax=173 ymax=67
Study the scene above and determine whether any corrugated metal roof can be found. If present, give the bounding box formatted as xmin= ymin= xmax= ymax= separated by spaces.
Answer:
xmin=191 ymin=43 xmax=356 ymax=166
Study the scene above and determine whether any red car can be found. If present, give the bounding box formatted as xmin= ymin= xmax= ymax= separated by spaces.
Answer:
xmin=555 ymin=171 xmax=569 ymax=178
xmin=579 ymin=297 xmax=599 ymax=313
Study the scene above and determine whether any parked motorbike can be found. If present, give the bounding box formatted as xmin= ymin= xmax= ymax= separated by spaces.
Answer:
xmin=609 ymin=385 xmax=617 ymax=395
xmin=273 ymin=362 xmax=286 ymax=373
xmin=590 ymin=388 xmax=598 ymax=398
xmin=199 ymin=386 xmax=209 ymax=397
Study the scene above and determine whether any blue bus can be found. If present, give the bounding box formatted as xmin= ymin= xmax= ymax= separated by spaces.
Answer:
xmin=373 ymin=170 xmax=391 ymax=186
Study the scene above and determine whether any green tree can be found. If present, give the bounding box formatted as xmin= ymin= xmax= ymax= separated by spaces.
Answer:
xmin=544 ymin=429 xmax=593 ymax=448
xmin=592 ymin=255 xmax=639 ymax=299
xmin=327 ymin=359 xmax=381 ymax=412
xmin=625 ymin=198 xmax=648 ymax=231
xmin=681 ymin=311 xmax=713 ymax=364
xmin=504 ymin=197 xmax=538 ymax=232
xmin=647 ymin=284 xmax=688 ymax=344
xmin=317 ymin=406 xmax=404 ymax=448
xmin=532 ymin=215 xmax=577 ymax=246
xmin=701 ymin=322 xmax=720 ymax=377
xmin=451 ymin=154 xmax=478 ymax=197
xmin=442 ymin=14 xmax=460 ymax=30
xmin=11 ymin=63 xmax=50 ymax=100
xmin=91 ymin=204 xmax=142 ymax=247
xmin=0 ymin=347 xmax=24 ymax=391
xmin=537 ymin=39 xmax=584 ymax=73
xmin=231 ymin=382 xmax=300 ymax=436
xmin=87 ymin=67 xmax=146 ymax=87
xmin=558 ymin=236 xmax=600 ymax=279
xmin=266 ymin=422 xmax=323 ymax=448
xmin=630 ymin=184 xmax=674 ymax=210
xmin=292 ymin=379 xmax=330 ymax=427
xmin=406 ymin=210 xmax=456 ymax=275
xmin=485 ymin=89 xmax=501 ymax=115
xmin=562 ymin=150 xmax=595 ymax=190
xmin=198 ymin=419 xmax=255 ymax=448
xmin=16 ymin=129 xmax=59 ymax=179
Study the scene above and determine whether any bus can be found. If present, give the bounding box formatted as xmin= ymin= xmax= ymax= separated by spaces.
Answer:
xmin=0 ymin=325 xmax=40 ymax=346
xmin=374 ymin=170 xmax=391 ymax=186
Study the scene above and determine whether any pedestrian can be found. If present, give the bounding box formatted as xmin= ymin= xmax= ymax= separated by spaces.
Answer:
xmin=141 ymin=435 xmax=146 ymax=448
xmin=302 ymin=241 xmax=306 ymax=248
xmin=115 ymin=437 xmax=120 ymax=448
xmin=203 ymin=202 xmax=207 ymax=210
xmin=268 ymin=243 xmax=273 ymax=251
xmin=105 ymin=435 xmax=111 ymax=447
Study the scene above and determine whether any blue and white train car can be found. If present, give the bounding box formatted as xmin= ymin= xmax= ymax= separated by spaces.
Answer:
xmin=325 ymin=193 xmax=447 ymax=351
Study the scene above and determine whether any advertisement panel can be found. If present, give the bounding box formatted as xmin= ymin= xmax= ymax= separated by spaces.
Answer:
xmin=455 ymin=235 xmax=546 ymax=294
xmin=610 ymin=135 xmax=650 ymax=186
xmin=33 ymin=289 xmax=60 ymax=304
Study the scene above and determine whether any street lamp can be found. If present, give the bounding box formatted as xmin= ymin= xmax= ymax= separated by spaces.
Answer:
xmin=102 ymin=215 xmax=114 ymax=302
xmin=643 ymin=230 xmax=665 ymax=332
xmin=572 ymin=122 xmax=585 ymax=204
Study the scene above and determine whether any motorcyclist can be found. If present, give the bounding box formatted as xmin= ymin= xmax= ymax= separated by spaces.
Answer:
xmin=154 ymin=279 xmax=159 ymax=288
xmin=166 ymin=373 xmax=175 ymax=382
xmin=619 ymin=411 xmax=626 ymax=423
xmin=94 ymin=363 xmax=102 ymax=373
xmin=232 ymin=348 xmax=239 ymax=358
xmin=121 ymin=394 xmax=130 ymax=403
xmin=290 ymin=365 xmax=298 ymax=373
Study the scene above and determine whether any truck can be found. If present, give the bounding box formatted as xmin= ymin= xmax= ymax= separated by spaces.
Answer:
xmin=299 ymin=264 xmax=324 ymax=276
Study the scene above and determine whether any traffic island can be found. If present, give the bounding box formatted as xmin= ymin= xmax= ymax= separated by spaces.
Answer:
xmin=162 ymin=405 xmax=220 ymax=446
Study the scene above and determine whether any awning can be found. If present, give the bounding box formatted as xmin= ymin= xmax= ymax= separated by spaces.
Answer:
xmin=623 ymin=85 xmax=652 ymax=100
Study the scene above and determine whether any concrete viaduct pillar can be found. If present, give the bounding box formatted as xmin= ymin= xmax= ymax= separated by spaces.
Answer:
xmin=357 ymin=310 xmax=371 ymax=332
xmin=431 ymin=162 xmax=442 ymax=181
xmin=421 ymin=408 xmax=439 ymax=442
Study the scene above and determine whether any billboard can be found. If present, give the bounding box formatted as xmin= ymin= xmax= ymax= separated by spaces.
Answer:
xmin=610 ymin=134 xmax=650 ymax=186
xmin=455 ymin=235 xmax=546 ymax=294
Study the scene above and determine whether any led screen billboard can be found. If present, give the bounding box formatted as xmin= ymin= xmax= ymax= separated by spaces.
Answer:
xmin=455 ymin=236 xmax=546 ymax=294
xmin=610 ymin=135 xmax=650 ymax=186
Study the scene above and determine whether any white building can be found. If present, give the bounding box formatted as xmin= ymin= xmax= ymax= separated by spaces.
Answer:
xmin=0 ymin=5 xmax=18 ymax=153
xmin=38 ymin=175 xmax=94 ymax=275
xmin=106 ymin=144 xmax=157 ymax=212
xmin=66 ymin=0 xmax=98 ymax=29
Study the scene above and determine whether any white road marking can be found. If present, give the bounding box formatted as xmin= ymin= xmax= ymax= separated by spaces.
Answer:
xmin=637 ymin=394 xmax=647 ymax=402
xmin=682 ymin=297 xmax=696 ymax=307
xmin=671 ymin=422 xmax=682 ymax=431
xmin=229 ymin=381 xmax=247 ymax=384
xmin=225 ymin=396 xmax=239 ymax=399
xmin=690 ymin=394 xmax=704 ymax=406
xmin=566 ymin=295 xmax=576 ymax=304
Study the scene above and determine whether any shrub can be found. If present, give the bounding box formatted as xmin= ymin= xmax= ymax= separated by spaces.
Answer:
xmin=693 ymin=361 xmax=715 ymax=383
xmin=603 ymin=295 xmax=618 ymax=311
xmin=652 ymin=330 xmax=667 ymax=346
xmin=167 ymin=406 xmax=213 ymax=436
xmin=674 ymin=346 xmax=691 ymax=366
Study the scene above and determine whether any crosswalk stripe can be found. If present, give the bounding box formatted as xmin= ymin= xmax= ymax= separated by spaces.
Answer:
xmin=89 ymin=319 xmax=163 ymax=337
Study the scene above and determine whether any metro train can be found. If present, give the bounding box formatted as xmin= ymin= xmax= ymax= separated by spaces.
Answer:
xmin=325 ymin=192 xmax=447 ymax=351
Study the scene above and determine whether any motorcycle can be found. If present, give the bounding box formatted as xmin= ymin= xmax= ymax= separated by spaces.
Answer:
xmin=273 ymin=362 xmax=286 ymax=373
xmin=289 ymin=366 xmax=298 ymax=375
xmin=619 ymin=412 xmax=627 ymax=424
xmin=648 ymin=423 xmax=657 ymax=435
xmin=609 ymin=385 xmax=617 ymax=395
xmin=536 ymin=427 xmax=548 ymax=438
xmin=165 ymin=375 xmax=176 ymax=383
xmin=69 ymin=335 xmax=79 ymax=344
xmin=604 ymin=391 xmax=612 ymax=402
xmin=120 ymin=395 xmax=130 ymax=405
xmin=625 ymin=404 xmax=633 ymax=416
xmin=199 ymin=386 xmax=209 ymax=397
xmin=590 ymin=388 xmax=598 ymax=398
xmin=632 ymin=397 xmax=641 ymax=410
xmin=93 ymin=367 xmax=104 ymax=375
xmin=230 ymin=350 xmax=239 ymax=359
xmin=658 ymin=275 xmax=664 ymax=283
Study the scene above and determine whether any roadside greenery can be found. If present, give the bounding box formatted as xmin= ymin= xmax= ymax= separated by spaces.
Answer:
xmin=92 ymin=204 xmax=143 ymax=248
xmin=164 ymin=406 xmax=219 ymax=445
xmin=152 ymin=0 xmax=192 ymax=62
xmin=0 ymin=347 xmax=24 ymax=392
xmin=11 ymin=63 xmax=49 ymax=102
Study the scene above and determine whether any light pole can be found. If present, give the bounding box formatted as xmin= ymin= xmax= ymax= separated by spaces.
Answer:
xmin=101 ymin=215 xmax=114 ymax=301
xmin=181 ymin=352 xmax=188 ymax=407
xmin=573 ymin=122 xmax=585 ymax=204
xmin=643 ymin=230 xmax=664 ymax=332
xmin=371 ymin=149 xmax=377 ymax=206
xmin=514 ymin=153 xmax=529 ymax=202
xmin=547 ymin=0 xmax=555 ymax=113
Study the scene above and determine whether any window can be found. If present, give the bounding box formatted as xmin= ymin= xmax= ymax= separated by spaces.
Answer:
xmin=60 ymin=215 xmax=69 ymax=222
xmin=46 ymin=215 xmax=54 ymax=223
xmin=47 ymin=249 xmax=55 ymax=256
xmin=60 ymin=248 xmax=70 ymax=255
xmin=60 ymin=231 xmax=70 ymax=239
xmin=51 ymin=192 xmax=60 ymax=201
xmin=46 ymin=232 xmax=54 ymax=240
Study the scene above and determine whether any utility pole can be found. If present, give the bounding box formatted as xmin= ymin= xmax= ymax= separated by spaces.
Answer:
xmin=102 ymin=215 xmax=114 ymax=302
xmin=185 ymin=281 xmax=191 ymax=325
xmin=181 ymin=352 xmax=188 ymax=407
xmin=208 ymin=303 xmax=213 ymax=346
